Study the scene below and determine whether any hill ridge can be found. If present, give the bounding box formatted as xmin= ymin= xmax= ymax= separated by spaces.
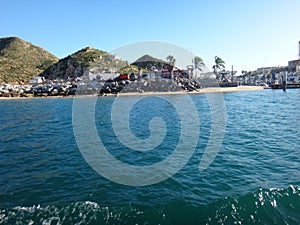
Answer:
xmin=0 ymin=36 xmax=58 ymax=83
xmin=41 ymin=46 xmax=128 ymax=79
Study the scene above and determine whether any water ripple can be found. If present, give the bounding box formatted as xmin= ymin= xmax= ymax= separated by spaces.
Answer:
xmin=1 ymin=90 xmax=300 ymax=224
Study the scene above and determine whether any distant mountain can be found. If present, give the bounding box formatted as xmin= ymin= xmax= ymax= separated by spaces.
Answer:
xmin=132 ymin=54 xmax=172 ymax=71
xmin=0 ymin=37 xmax=58 ymax=83
xmin=41 ymin=46 xmax=129 ymax=80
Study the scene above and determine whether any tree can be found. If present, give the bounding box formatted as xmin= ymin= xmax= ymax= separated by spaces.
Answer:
xmin=193 ymin=56 xmax=205 ymax=77
xmin=212 ymin=56 xmax=225 ymax=81
xmin=241 ymin=70 xmax=248 ymax=85
xmin=191 ymin=56 xmax=205 ymax=78
xmin=166 ymin=55 xmax=176 ymax=66
xmin=212 ymin=56 xmax=225 ymax=72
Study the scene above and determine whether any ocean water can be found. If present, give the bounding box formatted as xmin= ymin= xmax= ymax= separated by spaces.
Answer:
xmin=0 ymin=89 xmax=300 ymax=225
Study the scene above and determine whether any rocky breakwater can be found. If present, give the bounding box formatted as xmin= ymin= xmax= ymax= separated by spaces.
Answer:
xmin=0 ymin=80 xmax=77 ymax=98
xmin=99 ymin=75 xmax=202 ymax=95
xmin=0 ymin=75 xmax=203 ymax=98
xmin=0 ymin=84 xmax=32 ymax=97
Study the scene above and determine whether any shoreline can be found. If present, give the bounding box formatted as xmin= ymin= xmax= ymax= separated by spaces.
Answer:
xmin=107 ymin=85 xmax=264 ymax=97
xmin=0 ymin=86 xmax=264 ymax=100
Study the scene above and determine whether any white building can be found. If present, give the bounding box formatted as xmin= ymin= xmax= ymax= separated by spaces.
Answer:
xmin=29 ymin=76 xmax=44 ymax=84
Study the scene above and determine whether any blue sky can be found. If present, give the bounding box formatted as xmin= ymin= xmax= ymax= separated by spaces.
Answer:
xmin=1 ymin=0 xmax=300 ymax=73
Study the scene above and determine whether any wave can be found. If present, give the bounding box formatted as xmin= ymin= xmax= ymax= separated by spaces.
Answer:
xmin=1 ymin=186 xmax=300 ymax=225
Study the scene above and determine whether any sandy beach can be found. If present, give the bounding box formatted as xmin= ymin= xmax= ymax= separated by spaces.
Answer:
xmin=195 ymin=85 xmax=264 ymax=93
xmin=106 ymin=85 xmax=264 ymax=97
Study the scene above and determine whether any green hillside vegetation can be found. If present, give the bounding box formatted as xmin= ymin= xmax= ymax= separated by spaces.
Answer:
xmin=0 ymin=37 xmax=58 ymax=83
xmin=41 ymin=46 xmax=128 ymax=79
xmin=118 ymin=65 xmax=140 ymax=74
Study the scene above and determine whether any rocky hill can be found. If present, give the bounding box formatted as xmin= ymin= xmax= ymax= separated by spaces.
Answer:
xmin=41 ymin=47 xmax=128 ymax=80
xmin=0 ymin=37 xmax=58 ymax=83
xmin=132 ymin=54 xmax=172 ymax=71
xmin=0 ymin=37 xmax=178 ymax=84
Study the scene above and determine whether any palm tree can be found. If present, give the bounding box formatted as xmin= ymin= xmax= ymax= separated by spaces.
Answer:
xmin=192 ymin=56 xmax=205 ymax=78
xmin=212 ymin=56 xmax=225 ymax=80
xmin=194 ymin=56 xmax=205 ymax=70
xmin=241 ymin=70 xmax=247 ymax=85
xmin=193 ymin=56 xmax=205 ymax=77
xmin=166 ymin=55 xmax=176 ymax=66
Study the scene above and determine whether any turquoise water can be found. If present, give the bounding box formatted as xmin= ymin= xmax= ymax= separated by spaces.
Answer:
xmin=0 ymin=89 xmax=300 ymax=224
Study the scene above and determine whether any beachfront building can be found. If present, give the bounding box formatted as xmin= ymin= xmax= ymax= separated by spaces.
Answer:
xmin=29 ymin=76 xmax=44 ymax=84
xmin=285 ymin=41 xmax=300 ymax=84
xmin=88 ymin=73 xmax=119 ymax=81
xmin=255 ymin=67 xmax=277 ymax=84
xmin=288 ymin=59 xmax=300 ymax=73
xmin=270 ymin=66 xmax=288 ymax=84
xmin=242 ymin=72 xmax=260 ymax=85
xmin=288 ymin=59 xmax=300 ymax=84
xmin=256 ymin=66 xmax=278 ymax=75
